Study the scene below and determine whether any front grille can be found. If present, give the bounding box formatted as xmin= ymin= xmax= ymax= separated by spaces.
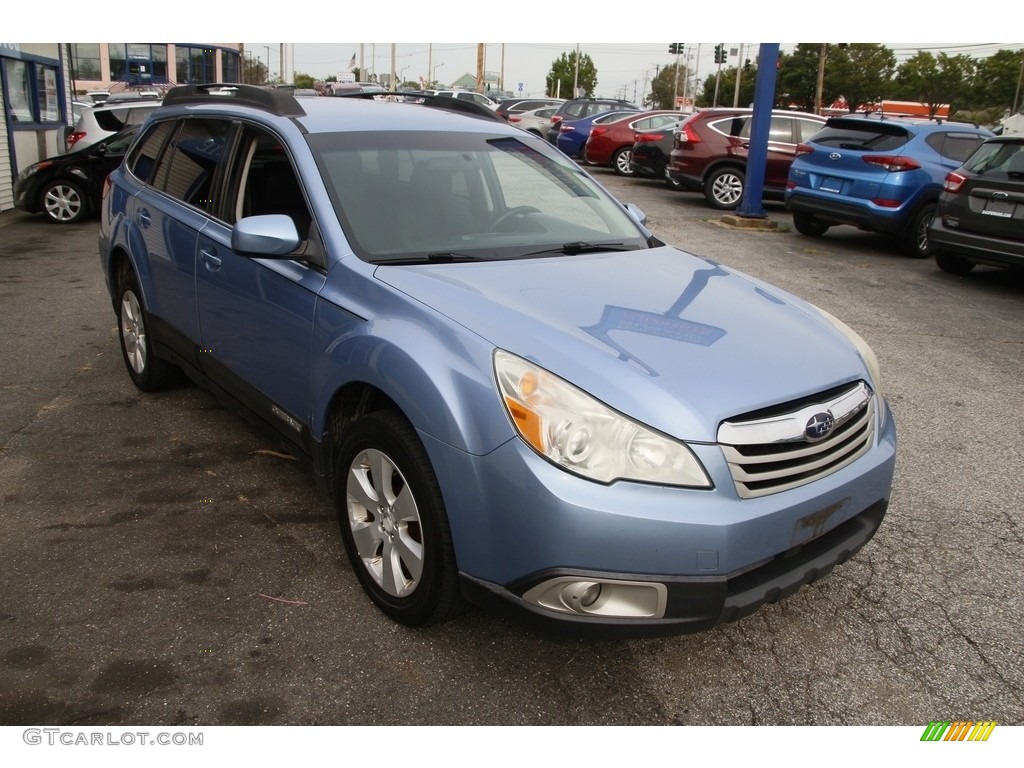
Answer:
xmin=718 ymin=382 xmax=875 ymax=499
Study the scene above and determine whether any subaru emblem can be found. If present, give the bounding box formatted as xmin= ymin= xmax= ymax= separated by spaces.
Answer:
xmin=805 ymin=412 xmax=835 ymax=441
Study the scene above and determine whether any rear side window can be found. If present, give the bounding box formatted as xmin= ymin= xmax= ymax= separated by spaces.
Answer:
xmin=94 ymin=107 xmax=131 ymax=132
xmin=963 ymin=140 xmax=1024 ymax=176
xmin=811 ymin=120 xmax=910 ymax=152
xmin=925 ymin=132 xmax=988 ymax=163
xmin=709 ymin=116 xmax=750 ymax=138
xmin=151 ymin=118 xmax=232 ymax=212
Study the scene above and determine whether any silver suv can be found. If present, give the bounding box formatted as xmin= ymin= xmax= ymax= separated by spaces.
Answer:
xmin=67 ymin=98 xmax=162 ymax=152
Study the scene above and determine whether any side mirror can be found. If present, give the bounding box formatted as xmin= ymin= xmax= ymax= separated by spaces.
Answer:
xmin=231 ymin=214 xmax=301 ymax=257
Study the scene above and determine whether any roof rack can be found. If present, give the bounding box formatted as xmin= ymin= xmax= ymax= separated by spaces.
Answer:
xmin=332 ymin=89 xmax=505 ymax=122
xmin=162 ymin=84 xmax=306 ymax=117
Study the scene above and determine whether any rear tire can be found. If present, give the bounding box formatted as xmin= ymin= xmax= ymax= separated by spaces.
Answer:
xmin=704 ymin=167 xmax=745 ymax=210
xmin=116 ymin=273 xmax=184 ymax=391
xmin=792 ymin=211 xmax=830 ymax=237
xmin=935 ymin=252 xmax=975 ymax=275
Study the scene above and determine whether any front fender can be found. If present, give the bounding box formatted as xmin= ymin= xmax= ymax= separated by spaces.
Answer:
xmin=310 ymin=298 xmax=511 ymax=458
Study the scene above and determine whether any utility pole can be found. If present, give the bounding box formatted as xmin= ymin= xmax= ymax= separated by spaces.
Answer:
xmin=573 ymin=43 xmax=580 ymax=97
xmin=733 ymin=43 xmax=744 ymax=107
xmin=815 ymin=43 xmax=827 ymax=114
xmin=476 ymin=44 xmax=485 ymax=93
xmin=390 ymin=44 xmax=396 ymax=91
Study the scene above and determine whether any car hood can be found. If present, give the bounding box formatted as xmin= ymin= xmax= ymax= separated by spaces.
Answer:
xmin=375 ymin=246 xmax=870 ymax=441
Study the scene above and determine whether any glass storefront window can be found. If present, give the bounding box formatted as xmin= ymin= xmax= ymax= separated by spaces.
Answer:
xmin=70 ymin=43 xmax=101 ymax=80
xmin=4 ymin=59 xmax=33 ymax=122
xmin=4 ymin=58 xmax=60 ymax=123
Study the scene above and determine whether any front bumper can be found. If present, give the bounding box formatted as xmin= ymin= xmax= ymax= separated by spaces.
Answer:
xmin=421 ymin=399 xmax=896 ymax=635
xmin=462 ymin=498 xmax=887 ymax=638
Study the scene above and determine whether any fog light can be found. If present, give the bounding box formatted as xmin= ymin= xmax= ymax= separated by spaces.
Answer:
xmin=522 ymin=577 xmax=667 ymax=618
xmin=562 ymin=581 xmax=602 ymax=611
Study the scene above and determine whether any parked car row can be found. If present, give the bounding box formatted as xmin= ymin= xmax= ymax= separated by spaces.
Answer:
xmin=601 ymin=105 xmax=1019 ymax=276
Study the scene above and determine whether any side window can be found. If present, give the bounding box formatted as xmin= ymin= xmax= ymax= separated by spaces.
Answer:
xmin=796 ymin=119 xmax=824 ymax=143
xmin=95 ymin=108 xmax=131 ymax=132
xmin=564 ymin=103 xmax=585 ymax=119
xmin=126 ymin=120 xmax=175 ymax=184
xmin=927 ymin=132 xmax=988 ymax=164
xmin=769 ymin=117 xmax=794 ymax=144
xmin=151 ymin=118 xmax=231 ymax=212
xmin=232 ymin=127 xmax=313 ymax=241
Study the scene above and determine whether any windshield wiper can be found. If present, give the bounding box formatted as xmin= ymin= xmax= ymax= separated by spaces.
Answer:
xmin=522 ymin=241 xmax=638 ymax=257
xmin=372 ymin=251 xmax=487 ymax=265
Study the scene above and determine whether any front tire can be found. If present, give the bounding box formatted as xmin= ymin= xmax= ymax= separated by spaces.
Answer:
xmin=704 ymin=167 xmax=745 ymax=210
xmin=116 ymin=273 xmax=183 ymax=391
xmin=612 ymin=147 xmax=634 ymax=176
xmin=335 ymin=410 xmax=463 ymax=627
xmin=41 ymin=180 xmax=88 ymax=224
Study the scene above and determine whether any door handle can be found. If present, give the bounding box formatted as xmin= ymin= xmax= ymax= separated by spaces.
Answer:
xmin=200 ymin=249 xmax=222 ymax=270
xmin=136 ymin=209 xmax=151 ymax=227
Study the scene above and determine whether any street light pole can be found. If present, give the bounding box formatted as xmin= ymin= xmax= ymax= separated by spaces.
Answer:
xmin=264 ymin=46 xmax=271 ymax=83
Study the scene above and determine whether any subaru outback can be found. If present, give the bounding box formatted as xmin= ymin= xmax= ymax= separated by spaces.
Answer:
xmin=99 ymin=84 xmax=896 ymax=636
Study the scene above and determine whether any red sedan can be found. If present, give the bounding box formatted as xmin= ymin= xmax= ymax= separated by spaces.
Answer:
xmin=584 ymin=110 xmax=685 ymax=175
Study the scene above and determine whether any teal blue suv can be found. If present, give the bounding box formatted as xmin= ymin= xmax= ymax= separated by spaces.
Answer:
xmin=785 ymin=115 xmax=992 ymax=257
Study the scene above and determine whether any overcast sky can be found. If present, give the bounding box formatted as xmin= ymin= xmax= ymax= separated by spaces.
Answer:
xmin=241 ymin=41 xmax=1023 ymax=99
xmin=23 ymin=2 xmax=1022 ymax=99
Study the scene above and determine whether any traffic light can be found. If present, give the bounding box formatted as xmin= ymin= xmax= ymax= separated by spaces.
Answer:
xmin=668 ymin=43 xmax=683 ymax=56
xmin=714 ymin=44 xmax=726 ymax=64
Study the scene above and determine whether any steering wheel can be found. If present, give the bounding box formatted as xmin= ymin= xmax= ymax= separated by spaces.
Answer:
xmin=491 ymin=205 xmax=541 ymax=232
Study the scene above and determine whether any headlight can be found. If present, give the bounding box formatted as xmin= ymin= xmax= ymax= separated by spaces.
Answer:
xmin=493 ymin=349 xmax=711 ymax=487
xmin=813 ymin=307 xmax=886 ymax=427
xmin=18 ymin=161 xmax=50 ymax=181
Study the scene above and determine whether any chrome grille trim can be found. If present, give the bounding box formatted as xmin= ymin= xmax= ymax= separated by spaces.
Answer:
xmin=718 ymin=382 xmax=876 ymax=499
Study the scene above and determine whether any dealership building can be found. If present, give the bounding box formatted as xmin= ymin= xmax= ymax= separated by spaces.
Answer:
xmin=1 ymin=42 xmax=245 ymax=213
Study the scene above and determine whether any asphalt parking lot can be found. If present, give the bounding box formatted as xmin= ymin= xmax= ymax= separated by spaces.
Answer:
xmin=1 ymin=169 xmax=1022 ymax=728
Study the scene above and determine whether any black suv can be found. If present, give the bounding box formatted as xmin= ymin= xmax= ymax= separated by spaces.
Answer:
xmin=545 ymin=97 xmax=641 ymax=143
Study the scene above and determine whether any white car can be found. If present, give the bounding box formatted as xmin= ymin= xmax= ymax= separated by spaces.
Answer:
xmin=507 ymin=105 xmax=559 ymax=137
xmin=66 ymin=98 xmax=162 ymax=152
xmin=430 ymin=89 xmax=499 ymax=110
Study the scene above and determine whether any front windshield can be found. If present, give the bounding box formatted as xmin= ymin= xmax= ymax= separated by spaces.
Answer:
xmin=309 ymin=130 xmax=647 ymax=262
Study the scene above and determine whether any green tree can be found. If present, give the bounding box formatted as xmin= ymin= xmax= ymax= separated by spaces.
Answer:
xmin=243 ymin=57 xmax=268 ymax=85
xmin=294 ymin=72 xmax=315 ymax=89
xmin=971 ymin=48 xmax=1024 ymax=112
xmin=546 ymin=50 xmax=597 ymax=98
xmin=649 ymin=64 xmax=690 ymax=108
xmin=894 ymin=51 xmax=976 ymax=116
xmin=776 ymin=44 xmax=823 ymax=110
xmin=695 ymin=63 xmax=756 ymax=108
xmin=826 ymin=44 xmax=896 ymax=112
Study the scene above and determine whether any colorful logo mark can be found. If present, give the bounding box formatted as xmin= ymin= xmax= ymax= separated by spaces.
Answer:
xmin=921 ymin=721 xmax=997 ymax=742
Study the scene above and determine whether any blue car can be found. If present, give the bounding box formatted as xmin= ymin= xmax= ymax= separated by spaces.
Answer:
xmin=99 ymin=85 xmax=896 ymax=636
xmin=555 ymin=110 xmax=638 ymax=162
xmin=785 ymin=114 xmax=992 ymax=257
